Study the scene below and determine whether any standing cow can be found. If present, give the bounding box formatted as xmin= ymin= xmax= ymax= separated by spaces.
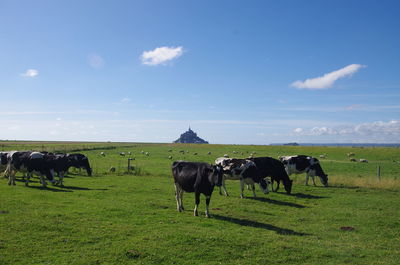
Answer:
xmin=65 ymin=153 xmax=92 ymax=176
xmin=215 ymin=157 xmax=269 ymax=198
xmin=6 ymin=151 xmax=56 ymax=187
xmin=279 ymin=155 xmax=328 ymax=187
xmin=250 ymin=157 xmax=293 ymax=194
xmin=172 ymin=161 xmax=223 ymax=218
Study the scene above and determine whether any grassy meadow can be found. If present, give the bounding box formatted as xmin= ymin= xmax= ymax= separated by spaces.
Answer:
xmin=1 ymin=141 xmax=400 ymax=264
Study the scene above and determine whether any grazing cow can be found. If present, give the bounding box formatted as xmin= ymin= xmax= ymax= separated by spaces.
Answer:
xmin=100 ymin=152 xmax=105 ymax=156
xmin=359 ymin=159 xmax=368 ymax=163
xmin=250 ymin=157 xmax=293 ymax=194
xmin=279 ymin=155 xmax=328 ymax=187
xmin=65 ymin=153 xmax=92 ymax=176
xmin=350 ymin=158 xmax=357 ymax=162
xmin=215 ymin=157 xmax=269 ymax=198
xmin=46 ymin=153 xmax=72 ymax=186
xmin=1 ymin=152 xmax=11 ymax=176
xmin=172 ymin=161 xmax=223 ymax=217
xmin=6 ymin=151 xmax=56 ymax=187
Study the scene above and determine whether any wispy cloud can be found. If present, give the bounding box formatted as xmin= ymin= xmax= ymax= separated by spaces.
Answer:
xmin=141 ymin=46 xmax=183 ymax=66
xmin=121 ymin=98 xmax=131 ymax=103
xmin=21 ymin=69 xmax=39 ymax=78
xmin=292 ymin=120 xmax=400 ymax=142
xmin=88 ymin=53 xmax=105 ymax=69
xmin=291 ymin=64 xmax=366 ymax=90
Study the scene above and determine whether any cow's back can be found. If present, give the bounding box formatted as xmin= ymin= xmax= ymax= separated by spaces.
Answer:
xmin=251 ymin=157 xmax=288 ymax=180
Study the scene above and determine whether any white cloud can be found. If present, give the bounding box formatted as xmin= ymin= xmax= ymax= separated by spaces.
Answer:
xmin=141 ymin=46 xmax=183 ymax=65
xmin=292 ymin=120 xmax=400 ymax=142
xmin=88 ymin=53 xmax=104 ymax=69
xmin=291 ymin=64 xmax=366 ymax=90
xmin=21 ymin=69 xmax=39 ymax=77
xmin=293 ymin=128 xmax=303 ymax=133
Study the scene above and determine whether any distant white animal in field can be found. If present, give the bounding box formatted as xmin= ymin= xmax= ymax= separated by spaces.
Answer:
xmin=193 ymin=153 xmax=197 ymax=155
xmin=120 ymin=152 xmax=125 ymax=156
xmin=109 ymin=167 xmax=116 ymax=172
xmin=168 ymin=156 xmax=173 ymax=159
xmin=359 ymin=159 xmax=368 ymax=163
xmin=100 ymin=152 xmax=105 ymax=156
xmin=145 ymin=152 xmax=149 ymax=156
xmin=223 ymin=154 xmax=229 ymax=158
xmin=128 ymin=151 xmax=131 ymax=155
xmin=319 ymin=154 xmax=326 ymax=159
xmin=347 ymin=152 xmax=355 ymax=157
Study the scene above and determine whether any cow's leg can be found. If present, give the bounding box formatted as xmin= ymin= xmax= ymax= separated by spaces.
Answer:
xmin=8 ymin=169 xmax=16 ymax=186
xmin=305 ymin=174 xmax=309 ymax=186
xmin=205 ymin=195 xmax=211 ymax=218
xmin=174 ymin=184 xmax=183 ymax=212
xmin=272 ymin=179 xmax=279 ymax=192
xmin=25 ymin=172 xmax=31 ymax=186
xmin=39 ymin=175 xmax=47 ymax=187
xmin=251 ymin=184 xmax=256 ymax=197
xmin=220 ymin=179 xmax=229 ymax=196
xmin=58 ymin=172 xmax=64 ymax=187
xmin=240 ymin=179 xmax=245 ymax=198
xmin=311 ymin=175 xmax=316 ymax=186
xmin=194 ymin=192 xmax=200 ymax=216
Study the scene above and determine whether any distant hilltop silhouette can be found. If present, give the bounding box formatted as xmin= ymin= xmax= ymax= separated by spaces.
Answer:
xmin=173 ymin=127 xmax=209 ymax=144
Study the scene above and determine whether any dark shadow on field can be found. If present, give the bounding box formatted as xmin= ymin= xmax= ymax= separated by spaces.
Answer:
xmin=246 ymin=197 xmax=306 ymax=208
xmin=62 ymin=175 xmax=75 ymax=178
xmin=290 ymin=193 xmax=328 ymax=199
xmin=213 ymin=214 xmax=309 ymax=236
xmin=25 ymin=185 xmax=73 ymax=192
xmin=62 ymin=185 xmax=108 ymax=191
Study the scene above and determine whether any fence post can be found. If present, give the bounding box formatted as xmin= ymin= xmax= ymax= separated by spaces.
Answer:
xmin=128 ymin=158 xmax=133 ymax=173
xmin=377 ymin=166 xmax=381 ymax=181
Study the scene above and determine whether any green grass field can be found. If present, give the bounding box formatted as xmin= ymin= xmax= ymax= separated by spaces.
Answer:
xmin=1 ymin=141 xmax=400 ymax=264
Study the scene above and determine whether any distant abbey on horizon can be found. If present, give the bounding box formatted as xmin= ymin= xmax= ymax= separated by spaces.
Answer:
xmin=173 ymin=127 xmax=209 ymax=144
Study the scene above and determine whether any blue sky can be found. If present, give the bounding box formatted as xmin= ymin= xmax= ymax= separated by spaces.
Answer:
xmin=1 ymin=0 xmax=399 ymax=144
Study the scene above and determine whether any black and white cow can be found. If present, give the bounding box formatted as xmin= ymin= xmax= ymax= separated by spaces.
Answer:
xmin=215 ymin=157 xmax=269 ymax=198
xmin=1 ymin=151 xmax=11 ymax=177
xmin=279 ymin=155 xmax=328 ymax=187
xmin=46 ymin=153 xmax=71 ymax=186
xmin=65 ymin=153 xmax=92 ymax=176
xmin=6 ymin=151 xmax=56 ymax=187
xmin=172 ymin=161 xmax=223 ymax=218
xmin=250 ymin=157 xmax=293 ymax=194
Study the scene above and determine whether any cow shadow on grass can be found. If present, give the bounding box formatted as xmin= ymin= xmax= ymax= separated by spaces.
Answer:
xmin=25 ymin=185 xmax=73 ymax=192
xmin=213 ymin=214 xmax=309 ymax=236
xmin=246 ymin=197 xmax=306 ymax=208
xmin=61 ymin=185 xmax=108 ymax=191
xmin=290 ymin=193 xmax=328 ymax=199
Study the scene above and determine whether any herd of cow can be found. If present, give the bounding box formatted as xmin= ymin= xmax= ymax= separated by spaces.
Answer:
xmin=1 ymin=150 xmax=329 ymax=219
xmin=1 ymin=151 xmax=92 ymax=187
xmin=172 ymin=155 xmax=328 ymax=217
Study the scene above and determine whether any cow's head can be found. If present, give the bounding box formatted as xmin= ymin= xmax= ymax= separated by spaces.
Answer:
xmin=319 ymin=174 xmax=328 ymax=187
xmin=284 ymin=179 xmax=293 ymax=194
xmin=314 ymin=163 xmax=328 ymax=187
xmin=259 ymin=178 xmax=269 ymax=194
xmin=209 ymin=165 xmax=224 ymax=187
